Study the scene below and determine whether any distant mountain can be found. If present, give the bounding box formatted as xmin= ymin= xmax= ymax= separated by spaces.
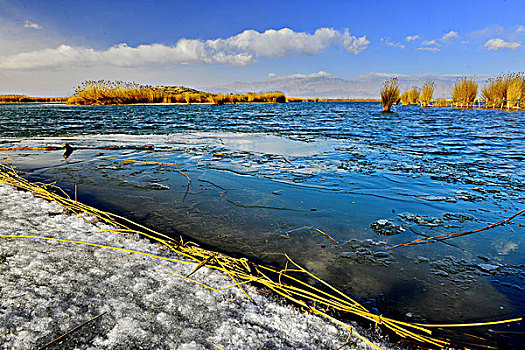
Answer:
xmin=208 ymin=71 xmax=486 ymax=99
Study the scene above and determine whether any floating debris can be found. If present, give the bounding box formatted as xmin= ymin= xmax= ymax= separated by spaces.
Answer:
xmin=370 ymin=219 xmax=405 ymax=236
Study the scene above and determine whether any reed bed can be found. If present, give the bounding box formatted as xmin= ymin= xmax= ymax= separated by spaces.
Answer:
xmin=433 ymin=98 xmax=450 ymax=107
xmin=67 ymin=80 xmax=287 ymax=105
xmin=452 ymin=77 xmax=478 ymax=108
xmin=407 ymin=88 xmax=420 ymax=105
xmin=0 ymin=158 xmax=520 ymax=349
xmin=400 ymin=91 xmax=410 ymax=106
xmin=392 ymin=73 xmax=525 ymax=110
xmin=380 ymin=78 xmax=400 ymax=112
xmin=286 ymin=97 xmax=320 ymax=102
xmin=481 ymin=73 xmax=525 ymax=109
xmin=0 ymin=95 xmax=66 ymax=103
xmin=420 ymin=82 xmax=435 ymax=107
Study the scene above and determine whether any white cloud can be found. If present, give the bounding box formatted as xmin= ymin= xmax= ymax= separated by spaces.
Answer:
xmin=268 ymin=72 xmax=276 ymax=78
xmin=516 ymin=25 xmax=525 ymax=33
xmin=484 ymin=38 xmax=521 ymax=50
xmin=208 ymin=28 xmax=341 ymax=57
xmin=342 ymin=29 xmax=370 ymax=54
xmin=422 ymin=40 xmax=437 ymax=46
xmin=24 ymin=20 xmax=42 ymax=30
xmin=0 ymin=27 xmax=369 ymax=70
xmin=405 ymin=35 xmax=420 ymax=42
xmin=382 ymin=38 xmax=405 ymax=49
xmin=0 ymin=42 xmax=255 ymax=69
xmin=442 ymin=31 xmax=459 ymax=40
xmin=417 ymin=47 xmax=440 ymax=52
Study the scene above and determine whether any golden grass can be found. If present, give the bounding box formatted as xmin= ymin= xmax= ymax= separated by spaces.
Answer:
xmin=482 ymin=75 xmax=507 ymax=108
xmin=380 ymin=78 xmax=400 ymax=112
xmin=452 ymin=77 xmax=477 ymax=108
xmin=67 ymin=80 xmax=287 ymax=105
xmin=420 ymin=81 xmax=435 ymax=107
xmin=505 ymin=73 xmax=524 ymax=109
xmin=286 ymin=97 xmax=320 ymax=102
xmin=407 ymin=88 xmax=420 ymax=105
xmin=0 ymin=95 xmax=66 ymax=103
xmin=400 ymin=91 xmax=410 ymax=106
xmin=400 ymin=88 xmax=420 ymax=106
xmin=481 ymin=73 xmax=525 ymax=109
xmin=1 ymin=158 xmax=520 ymax=349
xmin=434 ymin=98 xmax=450 ymax=107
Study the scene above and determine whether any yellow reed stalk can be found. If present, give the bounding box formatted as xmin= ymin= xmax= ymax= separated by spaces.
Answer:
xmin=315 ymin=228 xmax=338 ymax=243
xmin=0 ymin=234 xmax=190 ymax=265
xmin=107 ymin=158 xmax=187 ymax=166
xmin=206 ymin=340 xmax=225 ymax=350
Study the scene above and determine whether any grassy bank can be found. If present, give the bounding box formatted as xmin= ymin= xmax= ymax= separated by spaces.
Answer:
xmin=67 ymin=80 xmax=287 ymax=105
xmin=0 ymin=95 xmax=66 ymax=103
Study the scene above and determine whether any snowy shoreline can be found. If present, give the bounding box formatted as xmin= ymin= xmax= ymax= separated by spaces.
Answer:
xmin=0 ymin=182 xmax=398 ymax=349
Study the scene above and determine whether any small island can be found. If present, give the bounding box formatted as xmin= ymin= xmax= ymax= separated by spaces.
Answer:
xmin=67 ymin=80 xmax=290 ymax=105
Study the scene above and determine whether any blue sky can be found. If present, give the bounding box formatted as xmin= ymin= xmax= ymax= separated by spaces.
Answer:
xmin=0 ymin=0 xmax=524 ymax=95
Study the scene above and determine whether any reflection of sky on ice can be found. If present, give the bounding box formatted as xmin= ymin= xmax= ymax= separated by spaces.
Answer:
xmin=217 ymin=132 xmax=326 ymax=156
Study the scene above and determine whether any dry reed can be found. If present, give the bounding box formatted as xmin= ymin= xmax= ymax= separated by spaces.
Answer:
xmin=67 ymin=80 xmax=287 ymax=105
xmin=0 ymin=158 xmax=520 ymax=349
xmin=0 ymin=95 xmax=66 ymax=103
xmin=482 ymin=75 xmax=507 ymax=108
xmin=481 ymin=73 xmax=525 ymax=109
xmin=420 ymin=81 xmax=435 ymax=107
xmin=400 ymin=91 xmax=410 ymax=106
xmin=452 ymin=77 xmax=478 ymax=108
xmin=407 ymin=87 xmax=420 ymax=105
xmin=380 ymin=78 xmax=400 ymax=112
xmin=505 ymin=73 xmax=524 ymax=109
xmin=434 ymin=98 xmax=450 ymax=107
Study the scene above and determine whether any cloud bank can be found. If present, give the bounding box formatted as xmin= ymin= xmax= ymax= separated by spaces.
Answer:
xmin=484 ymin=38 xmax=521 ymax=50
xmin=0 ymin=28 xmax=369 ymax=70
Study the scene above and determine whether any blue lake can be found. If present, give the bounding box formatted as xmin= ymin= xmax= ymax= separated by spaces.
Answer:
xmin=1 ymin=102 xmax=524 ymax=346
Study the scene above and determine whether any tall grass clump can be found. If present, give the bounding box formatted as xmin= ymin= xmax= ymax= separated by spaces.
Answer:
xmin=400 ymin=87 xmax=420 ymax=106
xmin=505 ymin=73 xmax=524 ymax=108
xmin=481 ymin=73 xmax=525 ymax=109
xmin=400 ymin=91 xmax=410 ymax=105
xmin=407 ymin=87 xmax=420 ymax=105
xmin=420 ymin=81 xmax=435 ymax=107
xmin=452 ymin=77 xmax=477 ymax=108
xmin=380 ymin=78 xmax=400 ymax=112
xmin=481 ymin=75 xmax=507 ymax=108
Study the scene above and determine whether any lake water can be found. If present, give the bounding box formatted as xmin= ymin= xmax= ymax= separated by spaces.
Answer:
xmin=1 ymin=102 xmax=524 ymax=347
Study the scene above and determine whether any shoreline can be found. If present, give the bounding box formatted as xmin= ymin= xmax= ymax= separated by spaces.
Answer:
xmin=0 ymin=181 xmax=398 ymax=349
